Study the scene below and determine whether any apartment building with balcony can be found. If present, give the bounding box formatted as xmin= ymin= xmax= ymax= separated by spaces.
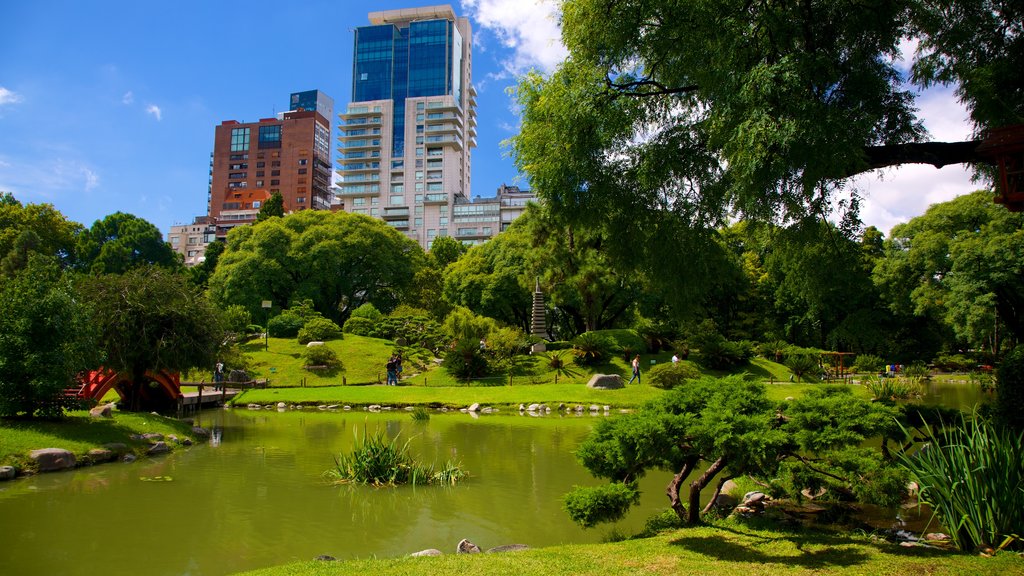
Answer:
xmin=337 ymin=5 xmax=477 ymax=250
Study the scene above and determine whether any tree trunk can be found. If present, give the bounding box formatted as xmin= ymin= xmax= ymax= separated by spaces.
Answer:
xmin=702 ymin=474 xmax=736 ymax=515
xmin=666 ymin=457 xmax=698 ymax=523
xmin=688 ymin=456 xmax=727 ymax=525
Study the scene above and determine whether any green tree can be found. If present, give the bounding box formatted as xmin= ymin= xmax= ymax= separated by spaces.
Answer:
xmin=874 ymin=191 xmax=1024 ymax=352
xmin=443 ymin=225 xmax=532 ymax=331
xmin=77 ymin=266 xmax=223 ymax=411
xmin=0 ymin=193 xmax=81 ymax=275
xmin=0 ymin=256 xmax=98 ymax=417
xmin=75 ymin=212 xmax=181 ymax=274
xmin=256 ymin=191 xmax=285 ymax=222
xmin=567 ymin=377 xmax=903 ymax=527
xmin=188 ymin=239 xmax=225 ymax=289
xmin=208 ymin=211 xmax=426 ymax=323
xmin=429 ymin=235 xmax=467 ymax=269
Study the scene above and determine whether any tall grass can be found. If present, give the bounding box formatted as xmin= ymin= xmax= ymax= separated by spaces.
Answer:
xmin=864 ymin=375 xmax=921 ymax=401
xmin=899 ymin=411 xmax=1023 ymax=551
xmin=324 ymin=427 xmax=466 ymax=487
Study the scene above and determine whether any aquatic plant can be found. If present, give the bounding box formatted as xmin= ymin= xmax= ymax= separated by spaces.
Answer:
xmin=410 ymin=407 xmax=430 ymax=421
xmin=864 ymin=375 xmax=921 ymax=401
xmin=325 ymin=427 xmax=466 ymax=487
xmin=899 ymin=411 xmax=1023 ymax=552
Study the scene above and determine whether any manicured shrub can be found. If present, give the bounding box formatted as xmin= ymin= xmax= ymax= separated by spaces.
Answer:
xmin=298 ymin=317 xmax=342 ymax=344
xmin=563 ymin=482 xmax=640 ymax=528
xmin=592 ymin=329 xmax=647 ymax=357
xmin=303 ymin=346 xmax=343 ymax=371
xmin=268 ymin=313 xmax=304 ymax=338
xmin=349 ymin=302 xmax=383 ymax=322
xmin=852 ymin=353 xmax=884 ymax=374
xmin=647 ymin=361 xmax=701 ymax=389
xmin=933 ymin=353 xmax=974 ymax=372
xmin=342 ymin=316 xmax=375 ymax=336
xmin=571 ymin=332 xmax=618 ymax=366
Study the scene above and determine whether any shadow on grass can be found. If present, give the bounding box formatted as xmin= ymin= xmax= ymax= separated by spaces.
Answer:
xmin=667 ymin=534 xmax=870 ymax=569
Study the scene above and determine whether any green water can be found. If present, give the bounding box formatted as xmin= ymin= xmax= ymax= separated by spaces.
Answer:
xmin=0 ymin=409 xmax=667 ymax=576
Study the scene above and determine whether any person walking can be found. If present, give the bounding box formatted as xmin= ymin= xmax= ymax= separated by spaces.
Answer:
xmin=385 ymin=355 xmax=397 ymax=386
xmin=628 ymin=354 xmax=641 ymax=385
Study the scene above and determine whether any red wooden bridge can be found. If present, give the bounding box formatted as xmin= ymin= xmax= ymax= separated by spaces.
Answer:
xmin=65 ymin=369 xmax=183 ymax=412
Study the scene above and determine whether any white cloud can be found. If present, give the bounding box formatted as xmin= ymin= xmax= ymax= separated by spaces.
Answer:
xmin=122 ymin=91 xmax=134 ymax=105
xmin=852 ymin=85 xmax=978 ymax=235
xmin=0 ymin=86 xmax=23 ymax=106
xmin=146 ymin=104 xmax=162 ymax=121
xmin=463 ymin=0 xmax=567 ymax=74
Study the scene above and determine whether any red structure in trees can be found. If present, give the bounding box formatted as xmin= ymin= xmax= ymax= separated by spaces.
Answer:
xmin=66 ymin=369 xmax=183 ymax=412
xmin=979 ymin=124 xmax=1024 ymax=212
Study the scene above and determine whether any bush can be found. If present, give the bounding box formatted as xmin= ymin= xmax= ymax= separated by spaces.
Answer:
xmin=349 ymin=302 xmax=383 ymax=322
xmin=342 ymin=316 xmax=375 ymax=336
xmin=785 ymin=353 xmax=820 ymax=379
xmin=303 ymin=346 xmax=343 ymax=371
xmin=545 ymin=340 xmax=572 ymax=351
xmin=370 ymin=314 xmax=446 ymax=352
xmin=443 ymin=338 xmax=490 ymax=380
xmin=268 ymin=313 xmax=304 ymax=338
xmin=933 ymin=353 xmax=974 ymax=372
xmin=996 ymin=346 xmax=1024 ymax=433
xmin=298 ymin=317 xmax=342 ymax=344
xmin=852 ymin=353 xmax=884 ymax=374
xmin=563 ymin=482 xmax=640 ymax=528
xmin=757 ymin=339 xmax=790 ymax=362
xmin=571 ymin=332 xmax=618 ymax=366
xmin=634 ymin=318 xmax=678 ymax=353
xmin=593 ymin=329 xmax=647 ymax=357
xmin=647 ymin=361 xmax=701 ymax=389
xmin=698 ymin=338 xmax=754 ymax=370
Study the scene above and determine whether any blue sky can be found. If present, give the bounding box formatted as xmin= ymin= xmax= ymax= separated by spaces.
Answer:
xmin=0 ymin=1 xmax=977 ymax=237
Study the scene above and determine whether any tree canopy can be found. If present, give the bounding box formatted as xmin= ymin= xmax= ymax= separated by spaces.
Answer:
xmin=75 ymin=211 xmax=181 ymax=274
xmin=208 ymin=210 xmax=426 ymax=322
xmin=0 ymin=192 xmax=82 ymax=275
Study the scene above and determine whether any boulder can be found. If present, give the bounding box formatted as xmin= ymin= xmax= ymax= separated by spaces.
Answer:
xmin=527 ymin=403 xmax=540 ymax=412
xmin=179 ymin=438 xmax=193 ymax=446
xmin=468 ymin=403 xmax=481 ymax=412
xmin=31 ymin=448 xmax=76 ymax=472
xmin=89 ymin=402 xmax=114 ymax=418
xmin=586 ymin=374 xmax=623 ymax=389
xmin=456 ymin=539 xmax=481 ymax=554
xmin=277 ymin=402 xmax=287 ymax=409
xmin=410 ymin=549 xmax=443 ymax=557
xmin=103 ymin=443 xmax=129 ymax=454
xmin=87 ymin=449 xmax=114 ymax=463
xmin=486 ymin=544 xmax=529 ymax=553
xmin=313 ymin=555 xmax=336 ymax=561
xmin=589 ymin=404 xmax=600 ymax=412
xmin=306 ymin=341 xmax=325 ymax=348
xmin=142 ymin=433 xmax=164 ymax=442
xmin=191 ymin=427 xmax=210 ymax=438
xmin=713 ymin=492 xmax=738 ymax=509
xmin=0 ymin=465 xmax=17 ymax=480
xmin=122 ymin=454 xmax=137 ymax=463
xmin=368 ymin=405 xmax=381 ymax=412
xmin=147 ymin=442 xmax=171 ymax=455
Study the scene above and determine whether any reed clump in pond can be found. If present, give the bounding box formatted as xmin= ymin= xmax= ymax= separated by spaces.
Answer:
xmin=864 ymin=375 xmax=922 ymax=401
xmin=325 ymin=427 xmax=466 ymax=486
xmin=900 ymin=411 xmax=1023 ymax=553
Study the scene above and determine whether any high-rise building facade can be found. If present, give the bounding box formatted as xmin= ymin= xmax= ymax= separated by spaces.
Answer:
xmin=208 ymin=91 xmax=334 ymax=238
xmin=337 ymin=5 xmax=477 ymax=249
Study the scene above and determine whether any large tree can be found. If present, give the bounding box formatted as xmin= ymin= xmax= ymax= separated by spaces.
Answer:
xmin=511 ymin=0 xmax=1021 ymax=313
xmin=0 ymin=192 xmax=81 ymax=275
xmin=208 ymin=210 xmax=425 ymax=322
xmin=77 ymin=266 xmax=223 ymax=411
xmin=75 ymin=212 xmax=181 ymax=274
xmin=0 ymin=256 xmax=98 ymax=417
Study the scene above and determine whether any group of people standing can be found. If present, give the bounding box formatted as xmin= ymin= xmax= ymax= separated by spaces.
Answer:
xmin=385 ymin=353 xmax=403 ymax=386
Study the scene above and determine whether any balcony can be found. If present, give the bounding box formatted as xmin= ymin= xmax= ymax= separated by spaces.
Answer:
xmin=423 ymin=193 xmax=448 ymax=204
xmin=424 ymin=112 xmax=463 ymax=128
xmin=423 ymin=134 xmax=463 ymax=150
xmin=335 ymin=184 xmax=380 ymax=197
xmin=339 ymin=161 xmax=381 ymax=173
xmin=382 ymin=207 xmax=410 ymax=220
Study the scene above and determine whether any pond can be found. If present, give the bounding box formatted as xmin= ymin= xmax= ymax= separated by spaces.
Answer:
xmin=0 ymin=379 xmax=987 ymax=576
xmin=0 ymin=409 xmax=667 ymax=576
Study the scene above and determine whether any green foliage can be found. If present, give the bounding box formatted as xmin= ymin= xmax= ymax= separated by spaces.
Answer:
xmin=634 ymin=318 xmax=678 ymax=353
xmin=864 ymin=375 xmax=922 ymax=402
xmin=297 ymin=317 xmax=342 ymax=344
xmin=443 ymin=338 xmax=490 ymax=380
xmin=268 ymin=313 xmax=305 ymax=338
xmin=428 ymin=235 xmax=466 ymax=269
xmin=933 ymin=353 xmax=975 ymax=372
xmin=441 ymin=229 xmax=532 ymax=331
xmin=571 ymin=332 xmax=617 ymax=367
xmin=325 ymin=428 xmax=466 ymax=486
xmin=784 ymin=353 xmax=820 ymax=379
xmin=410 ymin=407 xmax=430 ymax=421
xmin=646 ymin=361 xmax=700 ymax=390
xmin=590 ymin=329 xmax=646 ymax=359
xmin=75 ymin=212 xmax=181 ymax=274
xmin=899 ymin=411 xmax=1024 ymax=552
xmin=342 ymin=316 xmax=376 ymax=337
xmin=691 ymin=322 xmax=754 ymax=370
xmin=483 ymin=325 xmax=529 ymax=372
xmin=852 ymin=354 xmax=885 ymax=374
xmin=302 ymin=346 xmax=342 ymax=371
xmin=349 ymin=302 xmax=383 ymax=322
xmin=0 ymin=257 xmax=98 ymax=417
xmin=76 ymin=266 xmax=222 ymax=410
xmin=221 ymin=304 xmax=252 ymax=335
xmin=903 ymin=362 xmax=931 ymax=380
xmin=996 ymin=347 xmax=1024 ymax=432
xmin=208 ymin=210 xmax=425 ymax=323
xmin=0 ymin=195 xmax=81 ymax=277
xmin=563 ymin=483 xmax=640 ymax=529
xmin=256 ymin=191 xmax=284 ymax=222
xmin=367 ymin=314 xmax=446 ymax=353
xmin=443 ymin=306 xmax=499 ymax=342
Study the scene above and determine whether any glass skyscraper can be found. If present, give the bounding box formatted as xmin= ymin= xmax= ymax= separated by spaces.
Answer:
xmin=338 ymin=6 xmax=478 ymax=249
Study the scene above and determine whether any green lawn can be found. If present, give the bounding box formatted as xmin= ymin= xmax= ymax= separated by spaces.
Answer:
xmin=233 ymin=519 xmax=1024 ymax=576
xmin=0 ymin=411 xmax=195 ymax=472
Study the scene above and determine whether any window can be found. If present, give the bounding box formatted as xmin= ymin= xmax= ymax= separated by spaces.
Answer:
xmin=391 ymin=160 xmax=404 ymax=169
xmin=427 ymin=147 xmax=442 ymax=157
xmin=271 ymin=160 xmax=281 ymax=167
xmin=439 ymin=217 xmax=448 ymax=225
xmin=222 ymin=202 xmax=241 ymax=210
xmin=256 ymin=171 xmax=265 ymax=177
xmin=229 ymin=172 xmax=246 ymax=179
xmin=256 ymin=180 xmax=264 ymax=187
xmin=253 ymin=201 xmax=261 ymax=208
xmin=352 ymin=197 xmax=367 ymax=206
xmin=427 ymin=229 xmax=437 ymax=238
xmin=416 ymin=147 xmax=424 ymax=157
xmin=371 ymin=208 xmax=379 ymax=216
xmin=229 ymin=163 xmax=247 ymax=170
xmin=296 ymin=197 xmax=306 ymax=203
xmin=391 ymin=184 xmax=404 ymax=193
xmin=256 ymin=162 xmax=266 ymax=168
xmin=416 ymin=113 xmax=424 ymax=121
xmin=414 ymin=205 xmax=424 ymax=215
xmin=415 ymin=183 xmax=424 ymax=192
xmin=270 ymin=179 xmax=280 ymax=185
xmin=298 ymin=158 xmax=308 ymax=166
xmin=171 ymin=236 xmax=180 ymax=246
xmin=271 ymin=170 xmax=281 ymax=176
xmin=371 ymin=197 xmax=379 ymax=205
xmin=230 ymin=128 xmax=250 ymax=152
xmin=228 ymin=182 xmax=247 ymax=189
xmin=230 ymin=153 xmax=248 ymax=161
xmin=427 ymin=182 xmax=443 ymax=191
xmin=415 ymin=171 xmax=423 ymax=180
xmin=414 ymin=217 xmax=423 ymax=226
xmin=258 ymin=125 xmax=282 ymax=149
xmin=390 ymin=195 xmax=404 ymax=205
xmin=416 ymin=102 xmax=425 ymax=111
